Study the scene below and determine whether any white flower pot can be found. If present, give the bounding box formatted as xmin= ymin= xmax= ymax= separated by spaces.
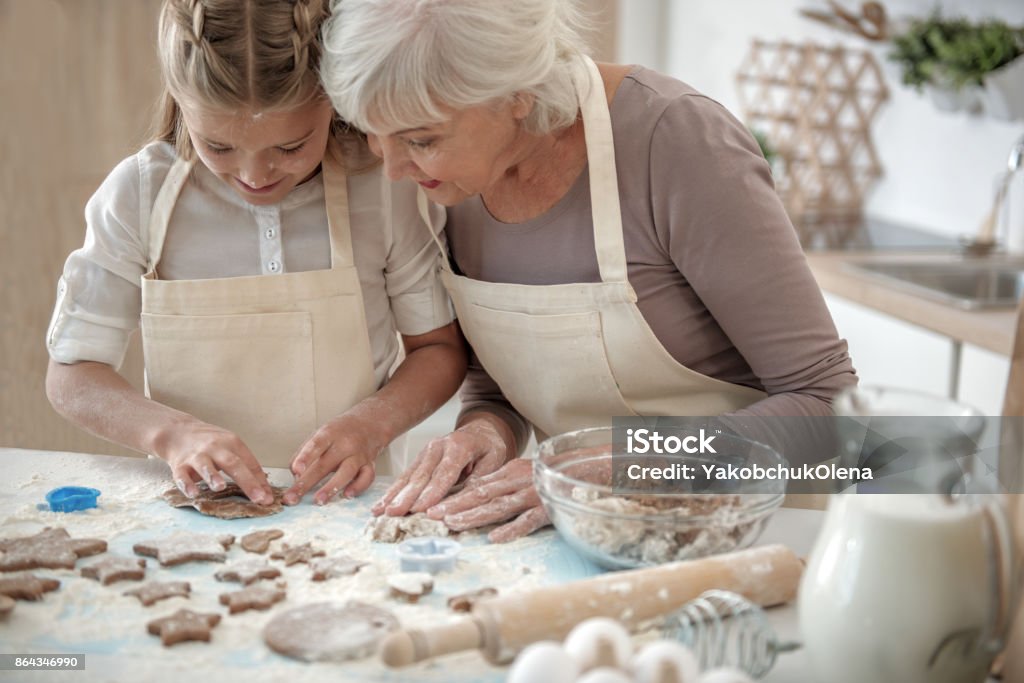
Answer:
xmin=982 ymin=55 xmax=1024 ymax=121
xmin=927 ymin=83 xmax=984 ymax=115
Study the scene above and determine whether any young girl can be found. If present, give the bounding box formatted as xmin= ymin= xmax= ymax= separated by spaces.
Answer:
xmin=44 ymin=0 xmax=465 ymax=508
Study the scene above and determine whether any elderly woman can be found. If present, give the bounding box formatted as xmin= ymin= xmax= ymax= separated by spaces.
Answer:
xmin=321 ymin=0 xmax=856 ymax=542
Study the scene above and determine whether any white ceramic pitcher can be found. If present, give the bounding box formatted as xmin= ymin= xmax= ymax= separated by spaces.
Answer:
xmin=799 ymin=493 xmax=1012 ymax=683
xmin=799 ymin=386 xmax=1015 ymax=683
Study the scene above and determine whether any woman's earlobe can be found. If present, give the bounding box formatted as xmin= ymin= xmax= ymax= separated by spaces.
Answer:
xmin=511 ymin=92 xmax=535 ymax=120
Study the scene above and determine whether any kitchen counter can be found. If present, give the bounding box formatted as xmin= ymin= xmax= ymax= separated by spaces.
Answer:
xmin=0 ymin=448 xmax=824 ymax=683
xmin=805 ymin=250 xmax=1018 ymax=356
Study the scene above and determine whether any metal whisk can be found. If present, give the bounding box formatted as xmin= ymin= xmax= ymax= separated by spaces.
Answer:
xmin=661 ymin=590 xmax=801 ymax=679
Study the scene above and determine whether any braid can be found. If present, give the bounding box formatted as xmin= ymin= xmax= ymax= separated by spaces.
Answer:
xmin=154 ymin=0 xmax=365 ymax=160
xmin=290 ymin=0 xmax=324 ymax=76
xmin=188 ymin=0 xmax=205 ymax=45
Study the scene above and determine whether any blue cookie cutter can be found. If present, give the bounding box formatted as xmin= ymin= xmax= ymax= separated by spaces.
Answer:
xmin=397 ymin=536 xmax=462 ymax=574
xmin=45 ymin=486 xmax=101 ymax=512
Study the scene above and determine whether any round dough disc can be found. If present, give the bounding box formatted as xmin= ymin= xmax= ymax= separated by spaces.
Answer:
xmin=263 ymin=601 xmax=399 ymax=662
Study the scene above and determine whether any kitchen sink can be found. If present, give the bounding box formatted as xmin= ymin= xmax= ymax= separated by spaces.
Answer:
xmin=844 ymin=258 xmax=1024 ymax=309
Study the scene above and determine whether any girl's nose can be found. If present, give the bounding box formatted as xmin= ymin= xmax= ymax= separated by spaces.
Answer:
xmin=239 ymin=157 xmax=274 ymax=188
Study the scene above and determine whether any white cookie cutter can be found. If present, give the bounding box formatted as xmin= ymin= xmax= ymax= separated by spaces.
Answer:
xmin=397 ymin=537 xmax=461 ymax=574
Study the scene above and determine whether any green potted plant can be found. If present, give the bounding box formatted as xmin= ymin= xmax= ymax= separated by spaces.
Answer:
xmin=887 ymin=13 xmax=1024 ymax=119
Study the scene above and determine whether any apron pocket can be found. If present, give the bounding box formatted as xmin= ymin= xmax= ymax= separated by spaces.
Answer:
xmin=462 ymin=303 xmax=640 ymax=438
xmin=141 ymin=311 xmax=317 ymax=466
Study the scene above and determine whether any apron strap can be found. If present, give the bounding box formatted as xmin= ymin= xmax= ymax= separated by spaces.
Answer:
xmin=147 ymin=141 xmax=356 ymax=274
xmin=146 ymin=157 xmax=195 ymax=276
xmin=417 ymin=57 xmax=627 ymax=284
xmin=418 ymin=188 xmax=452 ymax=271
xmin=573 ymin=56 xmax=629 ymax=284
xmin=323 ymin=139 xmax=356 ymax=269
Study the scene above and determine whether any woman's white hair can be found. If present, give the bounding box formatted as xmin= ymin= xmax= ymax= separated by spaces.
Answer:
xmin=320 ymin=0 xmax=591 ymax=135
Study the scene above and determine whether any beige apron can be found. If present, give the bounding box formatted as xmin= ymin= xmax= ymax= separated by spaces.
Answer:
xmin=421 ymin=57 xmax=764 ymax=441
xmin=140 ymin=142 xmax=385 ymax=471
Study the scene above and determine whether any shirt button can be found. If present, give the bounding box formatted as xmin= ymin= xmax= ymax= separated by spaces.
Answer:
xmin=267 ymin=260 xmax=280 ymax=273
xmin=265 ymin=227 xmax=276 ymax=240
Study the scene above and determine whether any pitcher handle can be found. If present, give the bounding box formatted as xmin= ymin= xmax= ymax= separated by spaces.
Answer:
xmin=980 ymin=497 xmax=1017 ymax=654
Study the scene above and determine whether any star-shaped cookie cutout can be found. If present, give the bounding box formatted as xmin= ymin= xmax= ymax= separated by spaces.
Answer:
xmin=219 ymin=585 xmax=286 ymax=614
xmin=81 ymin=555 xmax=146 ymax=585
xmin=240 ymin=529 xmax=284 ymax=554
xmin=133 ymin=532 xmax=234 ymax=566
xmin=0 ymin=574 xmax=61 ymax=601
xmin=309 ymin=554 xmax=368 ymax=581
xmin=0 ymin=528 xmax=106 ymax=572
xmin=270 ymin=542 xmax=324 ymax=566
xmin=162 ymin=483 xmax=285 ymax=519
xmin=124 ymin=581 xmax=191 ymax=607
xmin=147 ymin=608 xmax=221 ymax=646
xmin=215 ymin=559 xmax=281 ymax=585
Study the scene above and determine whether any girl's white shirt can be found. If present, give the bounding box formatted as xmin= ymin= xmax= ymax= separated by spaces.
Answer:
xmin=47 ymin=141 xmax=453 ymax=389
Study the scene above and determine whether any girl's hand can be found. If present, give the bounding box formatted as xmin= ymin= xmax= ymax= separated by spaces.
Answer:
xmin=283 ymin=414 xmax=382 ymax=506
xmin=159 ymin=421 xmax=274 ymax=505
xmin=424 ymin=458 xmax=551 ymax=543
xmin=371 ymin=417 xmax=510 ymax=518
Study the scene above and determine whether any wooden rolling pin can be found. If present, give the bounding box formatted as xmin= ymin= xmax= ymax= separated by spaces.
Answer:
xmin=381 ymin=543 xmax=803 ymax=666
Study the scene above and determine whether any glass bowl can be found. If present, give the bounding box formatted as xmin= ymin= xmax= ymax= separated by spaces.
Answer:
xmin=534 ymin=426 xmax=786 ymax=570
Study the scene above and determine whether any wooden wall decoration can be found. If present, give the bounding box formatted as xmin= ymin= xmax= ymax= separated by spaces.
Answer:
xmin=736 ymin=40 xmax=888 ymax=246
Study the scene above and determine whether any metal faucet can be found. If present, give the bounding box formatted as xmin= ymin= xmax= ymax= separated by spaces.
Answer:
xmin=1009 ymin=134 xmax=1024 ymax=175
xmin=963 ymin=133 xmax=1024 ymax=256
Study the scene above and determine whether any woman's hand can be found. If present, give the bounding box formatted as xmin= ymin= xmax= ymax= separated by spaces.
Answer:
xmin=424 ymin=458 xmax=551 ymax=543
xmin=282 ymin=414 xmax=382 ymax=506
xmin=371 ymin=414 xmax=512 ymax=517
xmin=157 ymin=420 xmax=274 ymax=504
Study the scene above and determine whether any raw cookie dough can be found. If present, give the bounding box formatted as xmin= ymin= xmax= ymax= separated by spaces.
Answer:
xmin=263 ymin=601 xmax=399 ymax=662
xmin=162 ymin=483 xmax=285 ymax=519
xmin=270 ymin=542 xmax=325 ymax=566
xmin=567 ymin=490 xmax=755 ymax=564
xmin=133 ymin=532 xmax=234 ymax=566
xmin=366 ymin=513 xmax=450 ymax=543
xmin=387 ymin=572 xmax=434 ymax=603
xmin=147 ymin=609 xmax=221 ymax=646
xmin=240 ymin=529 xmax=284 ymax=554
xmin=0 ymin=528 xmax=106 ymax=572
xmin=80 ymin=555 xmax=147 ymax=585
xmin=309 ymin=555 xmax=368 ymax=582
xmin=219 ymin=585 xmax=286 ymax=614
xmin=124 ymin=581 xmax=191 ymax=606
xmin=0 ymin=595 xmax=13 ymax=617
xmin=0 ymin=574 xmax=61 ymax=601
xmin=215 ymin=559 xmax=281 ymax=586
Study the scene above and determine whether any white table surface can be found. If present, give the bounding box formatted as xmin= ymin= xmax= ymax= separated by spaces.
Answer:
xmin=0 ymin=447 xmax=825 ymax=682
